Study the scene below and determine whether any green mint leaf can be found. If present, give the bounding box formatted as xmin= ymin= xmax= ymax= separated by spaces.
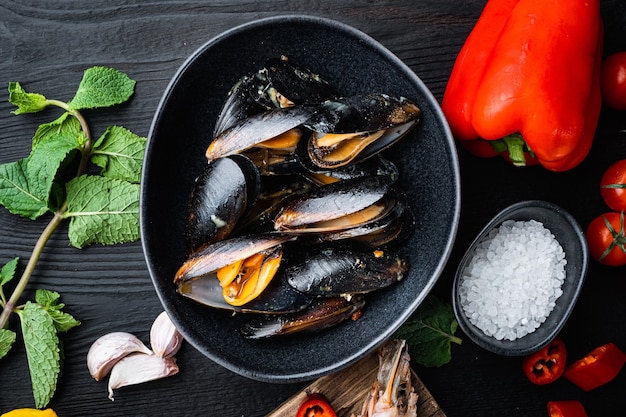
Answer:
xmin=8 ymin=82 xmax=49 ymax=114
xmin=27 ymin=131 xmax=82 ymax=212
xmin=64 ymin=175 xmax=140 ymax=248
xmin=91 ymin=125 xmax=146 ymax=183
xmin=0 ymin=159 xmax=49 ymax=219
xmin=1 ymin=257 xmax=19 ymax=287
xmin=394 ymin=295 xmax=462 ymax=367
xmin=35 ymin=288 xmax=62 ymax=308
xmin=18 ymin=302 xmax=60 ymax=408
xmin=32 ymin=112 xmax=84 ymax=150
xmin=68 ymin=67 xmax=136 ymax=110
xmin=35 ymin=289 xmax=80 ymax=333
xmin=0 ymin=328 xmax=17 ymax=359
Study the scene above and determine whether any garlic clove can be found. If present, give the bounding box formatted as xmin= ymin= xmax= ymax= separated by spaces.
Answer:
xmin=150 ymin=311 xmax=183 ymax=358
xmin=107 ymin=352 xmax=179 ymax=400
xmin=87 ymin=331 xmax=153 ymax=381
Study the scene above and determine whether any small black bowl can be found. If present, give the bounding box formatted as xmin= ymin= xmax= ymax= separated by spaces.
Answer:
xmin=452 ymin=200 xmax=588 ymax=356
xmin=141 ymin=15 xmax=460 ymax=382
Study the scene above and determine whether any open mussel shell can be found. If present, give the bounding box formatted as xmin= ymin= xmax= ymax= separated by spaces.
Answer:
xmin=274 ymin=175 xmax=392 ymax=232
xmin=311 ymin=189 xmax=411 ymax=246
xmin=284 ymin=243 xmax=408 ymax=296
xmin=206 ymin=105 xmax=315 ymax=162
xmin=299 ymin=154 xmax=400 ymax=186
xmin=240 ymin=295 xmax=366 ymax=339
xmin=177 ymin=273 xmax=313 ymax=314
xmin=174 ymin=232 xmax=294 ymax=283
xmin=302 ymin=93 xmax=422 ymax=169
xmin=306 ymin=94 xmax=421 ymax=134
xmin=185 ymin=154 xmax=261 ymax=251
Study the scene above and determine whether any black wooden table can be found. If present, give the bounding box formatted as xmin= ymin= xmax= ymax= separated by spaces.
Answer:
xmin=1 ymin=1 xmax=625 ymax=416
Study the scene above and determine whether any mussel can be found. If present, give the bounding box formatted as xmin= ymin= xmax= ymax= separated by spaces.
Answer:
xmin=273 ymin=175 xmax=397 ymax=238
xmin=303 ymin=94 xmax=421 ymax=169
xmin=185 ymin=155 xmax=260 ymax=251
xmin=213 ymin=73 xmax=268 ymax=137
xmin=284 ymin=243 xmax=408 ymax=296
xmin=177 ymin=273 xmax=313 ymax=314
xmin=174 ymin=233 xmax=295 ymax=306
xmin=262 ymin=56 xmax=340 ymax=107
xmin=206 ymin=106 xmax=314 ymax=163
xmin=240 ymin=295 xmax=365 ymax=339
xmin=300 ymin=154 xmax=400 ymax=186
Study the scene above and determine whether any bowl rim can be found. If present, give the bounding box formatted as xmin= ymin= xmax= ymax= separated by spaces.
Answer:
xmin=140 ymin=14 xmax=461 ymax=382
xmin=452 ymin=199 xmax=589 ymax=356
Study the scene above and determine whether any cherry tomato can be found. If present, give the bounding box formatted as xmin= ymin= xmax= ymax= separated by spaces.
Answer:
xmin=586 ymin=212 xmax=626 ymax=266
xmin=600 ymin=51 xmax=626 ymax=111
xmin=600 ymin=159 xmax=626 ymax=211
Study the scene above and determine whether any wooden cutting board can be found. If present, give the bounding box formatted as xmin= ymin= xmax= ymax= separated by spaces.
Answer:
xmin=266 ymin=351 xmax=447 ymax=417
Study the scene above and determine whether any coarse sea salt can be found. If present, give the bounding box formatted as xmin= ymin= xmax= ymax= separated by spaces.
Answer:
xmin=459 ymin=219 xmax=567 ymax=341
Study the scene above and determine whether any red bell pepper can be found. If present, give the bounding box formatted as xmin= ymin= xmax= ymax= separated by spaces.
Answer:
xmin=547 ymin=400 xmax=588 ymax=417
xmin=441 ymin=0 xmax=603 ymax=172
xmin=522 ymin=338 xmax=566 ymax=385
xmin=295 ymin=393 xmax=337 ymax=417
xmin=563 ymin=342 xmax=626 ymax=391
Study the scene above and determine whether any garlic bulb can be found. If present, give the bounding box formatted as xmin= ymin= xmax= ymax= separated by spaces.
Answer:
xmin=87 ymin=332 xmax=152 ymax=381
xmin=150 ymin=311 xmax=183 ymax=358
xmin=107 ymin=353 xmax=179 ymax=400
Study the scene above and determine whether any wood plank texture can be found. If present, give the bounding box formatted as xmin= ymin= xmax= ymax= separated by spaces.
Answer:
xmin=0 ymin=1 xmax=625 ymax=416
xmin=266 ymin=350 xmax=446 ymax=417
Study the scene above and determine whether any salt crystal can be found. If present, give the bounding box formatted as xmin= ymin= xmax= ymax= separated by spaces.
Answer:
xmin=459 ymin=219 xmax=567 ymax=341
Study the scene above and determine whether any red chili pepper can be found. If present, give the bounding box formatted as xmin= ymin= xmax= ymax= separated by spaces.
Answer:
xmin=522 ymin=338 xmax=566 ymax=385
xmin=563 ymin=342 xmax=626 ymax=391
xmin=295 ymin=393 xmax=337 ymax=417
xmin=441 ymin=0 xmax=604 ymax=172
xmin=547 ymin=400 xmax=588 ymax=417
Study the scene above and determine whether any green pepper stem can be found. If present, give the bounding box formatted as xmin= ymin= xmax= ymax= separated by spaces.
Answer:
xmin=489 ymin=133 xmax=533 ymax=166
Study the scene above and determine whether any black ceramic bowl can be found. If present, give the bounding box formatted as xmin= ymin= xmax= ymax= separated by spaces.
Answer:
xmin=141 ymin=15 xmax=460 ymax=382
xmin=452 ymin=200 xmax=588 ymax=356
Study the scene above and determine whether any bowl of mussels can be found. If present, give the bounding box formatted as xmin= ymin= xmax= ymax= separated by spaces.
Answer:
xmin=140 ymin=14 xmax=461 ymax=382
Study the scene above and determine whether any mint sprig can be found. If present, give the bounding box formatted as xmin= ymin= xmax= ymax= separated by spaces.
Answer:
xmin=0 ymin=66 xmax=144 ymax=408
xmin=394 ymin=294 xmax=463 ymax=367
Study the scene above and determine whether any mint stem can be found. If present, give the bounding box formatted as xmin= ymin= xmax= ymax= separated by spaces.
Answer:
xmin=0 ymin=209 xmax=64 ymax=328
xmin=0 ymin=105 xmax=91 ymax=329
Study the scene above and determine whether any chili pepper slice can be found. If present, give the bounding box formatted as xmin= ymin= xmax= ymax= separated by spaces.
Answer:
xmin=563 ymin=342 xmax=626 ymax=391
xmin=522 ymin=337 xmax=567 ymax=385
xmin=295 ymin=393 xmax=337 ymax=417
xmin=547 ymin=400 xmax=588 ymax=417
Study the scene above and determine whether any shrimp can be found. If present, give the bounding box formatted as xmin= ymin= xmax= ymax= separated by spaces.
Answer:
xmin=352 ymin=339 xmax=418 ymax=417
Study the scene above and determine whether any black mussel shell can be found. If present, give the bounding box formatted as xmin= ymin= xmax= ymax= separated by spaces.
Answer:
xmin=274 ymin=175 xmax=393 ymax=231
xmin=175 ymin=232 xmax=294 ymax=283
xmin=186 ymin=155 xmax=261 ymax=252
xmin=177 ymin=273 xmax=313 ymax=314
xmin=311 ymin=188 xmax=410 ymax=246
xmin=301 ymin=94 xmax=421 ymax=169
xmin=284 ymin=243 xmax=408 ymax=296
xmin=240 ymin=295 xmax=365 ymax=339
xmin=206 ymin=105 xmax=316 ymax=162
xmin=264 ymin=56 xmax=340 ymax=105
xmin=235 ymin=175 xmax=314 ymax=235
xmin=213 ymin=73 xmax=268 ymax=137
xmin=299 ymin=154 xmax=400 ymax=186
xmin=304 ymin=94 xmax=421 ymax=134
